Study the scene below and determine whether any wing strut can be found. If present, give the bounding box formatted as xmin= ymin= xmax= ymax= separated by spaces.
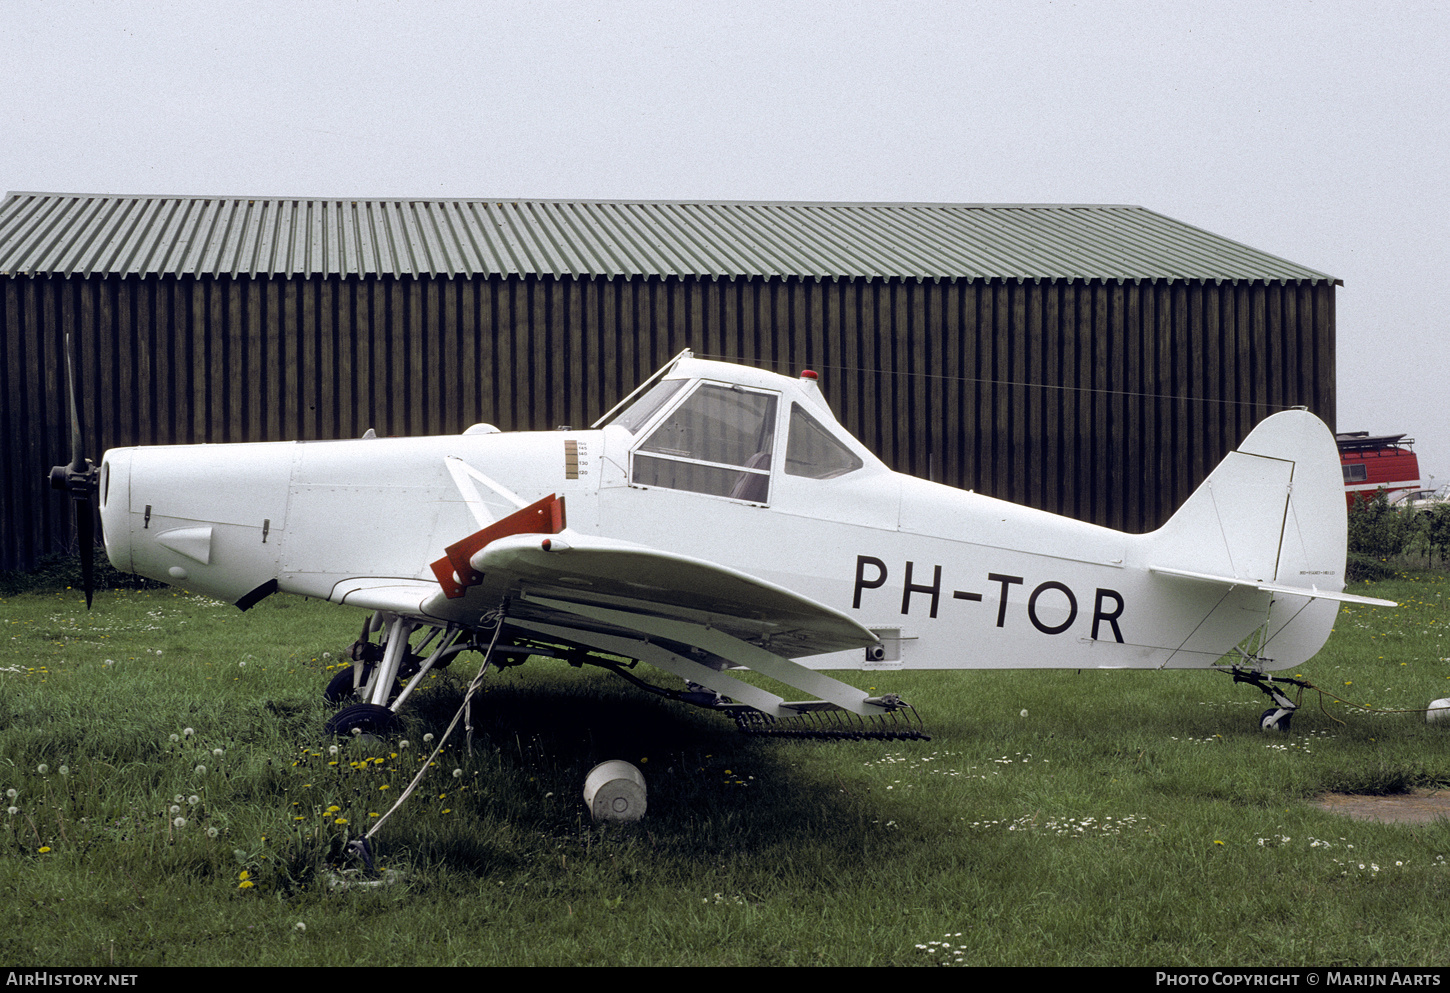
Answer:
xmin=518 ymin=594 xmax=905 ymax=718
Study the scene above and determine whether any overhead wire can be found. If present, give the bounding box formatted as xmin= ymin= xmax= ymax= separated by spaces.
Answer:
xmin=693 ymin=352 xmax=1303 ymax=412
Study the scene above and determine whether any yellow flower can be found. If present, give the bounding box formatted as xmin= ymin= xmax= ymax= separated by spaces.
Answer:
xmin=334 ymin=818 xmax=348 ymax=825
xmin=239 ymin=881 xmax=254 ymax=890
xmin=38 ymin=846 xmax=51 ymax=853
xmin=239 ymin=870 xmax=250 ymax=880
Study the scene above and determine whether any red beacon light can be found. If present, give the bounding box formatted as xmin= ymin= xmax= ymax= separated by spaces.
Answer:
xmin=799 ymin=369 xmax=818 ymax=381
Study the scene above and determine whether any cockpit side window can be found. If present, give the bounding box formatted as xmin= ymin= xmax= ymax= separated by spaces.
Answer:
xmin=632 ymin=383 xmax=778 ymax=502
xmin=784 ymin=403 xmax=864 ymax=479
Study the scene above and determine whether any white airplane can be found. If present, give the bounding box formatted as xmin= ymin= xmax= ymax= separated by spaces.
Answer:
xmin=51 ymin=348 xmax=1393 ymax=739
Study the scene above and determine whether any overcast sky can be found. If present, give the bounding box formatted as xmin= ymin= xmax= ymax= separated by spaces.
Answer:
xmin=4 ymin=0 xmax=1447 ymax=484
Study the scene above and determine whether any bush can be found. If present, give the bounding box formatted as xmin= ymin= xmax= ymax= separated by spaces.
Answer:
xmin=1424 ymin=502 xmax=1450 ymax=568
xmin=1344 ymin=490 xmax=1450 ymax=576
xmin=1347 ymin=490 xmax=1416 ymax=561
xmin=0 ymin=551 xmax=165 ymax=597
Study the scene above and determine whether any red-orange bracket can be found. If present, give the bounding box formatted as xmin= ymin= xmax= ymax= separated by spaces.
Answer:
xmin=430 ymin=494 xmax=567 ymax=599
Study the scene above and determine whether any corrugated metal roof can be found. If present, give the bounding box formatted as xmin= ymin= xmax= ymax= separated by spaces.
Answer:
xmin=0 ymin=192 xmax=1339 ymax=284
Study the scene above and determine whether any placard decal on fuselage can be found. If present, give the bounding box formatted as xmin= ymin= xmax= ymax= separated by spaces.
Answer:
xmin=564 ymin=439 xmax=587 ymax=480
xmin=852 ymin=555 xmax=1125 ymax=643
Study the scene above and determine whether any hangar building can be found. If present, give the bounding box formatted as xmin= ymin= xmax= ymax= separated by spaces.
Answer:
xmin=0 ymin=193 xmax=1338 ymax=573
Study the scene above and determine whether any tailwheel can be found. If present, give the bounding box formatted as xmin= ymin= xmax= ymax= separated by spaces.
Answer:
xmin=1260 ymin=708 xmax=1292 ymax=733
xmin=1224 ymin=665 xmax=1303 ymax=733
xmin=325 ymin=703 xmax=398 ymax=739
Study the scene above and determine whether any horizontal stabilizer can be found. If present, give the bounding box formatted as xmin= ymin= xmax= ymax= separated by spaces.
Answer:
xmin=1150 ymin=566 xmax=1397 ymax=607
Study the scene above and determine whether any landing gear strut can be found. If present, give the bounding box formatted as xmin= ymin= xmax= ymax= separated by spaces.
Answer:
xmin=322 ymin=613 xmax=477 ymax=737
xmin=1224 ymin=666 xmax=1305 ymax=733
xmin=1218 ymin=598 xmax=1301 ymax=733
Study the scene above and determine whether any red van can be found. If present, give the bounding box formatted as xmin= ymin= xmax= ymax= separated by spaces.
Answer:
xmin=1337 ymin=432 xmax=1422 ymax=508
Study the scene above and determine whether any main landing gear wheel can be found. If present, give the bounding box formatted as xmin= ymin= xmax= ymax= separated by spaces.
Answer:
xmin=323 ymin=664 xmax=402 ymax=705
xmin=324 ymin=665 xmax=368 ymax=704
xmin=1260 ymin=708 xmax=1293 ymax=733
xmin=325 ymin=703 xmax=398 ymax=739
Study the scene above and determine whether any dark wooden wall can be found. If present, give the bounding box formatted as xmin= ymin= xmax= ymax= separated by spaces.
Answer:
xmin=2 ymin=272 xmax=1334 ymax=572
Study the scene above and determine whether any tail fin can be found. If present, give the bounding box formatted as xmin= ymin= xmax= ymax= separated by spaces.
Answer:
xmin=1147 ymin=410 xmax=1392 ymax=669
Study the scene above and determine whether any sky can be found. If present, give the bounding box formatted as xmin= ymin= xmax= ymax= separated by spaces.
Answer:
xmin=4 ymin=0 xmax=1448 ymax=485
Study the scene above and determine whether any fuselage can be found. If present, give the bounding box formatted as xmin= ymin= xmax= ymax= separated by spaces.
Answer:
xmin=98 ymin=358 xmax=1347 ymax=673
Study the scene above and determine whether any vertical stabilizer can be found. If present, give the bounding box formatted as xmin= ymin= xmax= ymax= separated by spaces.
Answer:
xmin=1147 ymin=410 xmax=1353 ymax=669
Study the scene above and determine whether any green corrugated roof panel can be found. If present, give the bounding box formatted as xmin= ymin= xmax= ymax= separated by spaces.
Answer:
xmin=0 ymin=193 xmax=1339 ymax=284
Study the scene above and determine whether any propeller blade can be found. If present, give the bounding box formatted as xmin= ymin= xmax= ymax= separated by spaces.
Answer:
xmin=77 ymin=497 xmax=95 ymax=609
xmin=65 ymin=333 xmax=84 ymax=473
xmin=47 ymin=331 xmax=100 ymax=609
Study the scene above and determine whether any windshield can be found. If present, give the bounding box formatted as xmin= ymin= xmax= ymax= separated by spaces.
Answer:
xmin=606 ymin=379 xmax=688 ymax=435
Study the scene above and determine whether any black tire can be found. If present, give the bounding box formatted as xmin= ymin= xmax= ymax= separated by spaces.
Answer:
xmin=324 ymin=666 xmax=368 ymax=704
xmin=325 ymin=703 xmax=398 ymax=738
xmin=323 ymin=664 xmax=400 ymax=706
xmin=1259 ymin=708 xmax=1292 ymax=733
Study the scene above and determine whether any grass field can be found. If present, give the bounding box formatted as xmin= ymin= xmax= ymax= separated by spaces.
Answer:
xmin=3 ymin=572 xmax=1449 ymax=966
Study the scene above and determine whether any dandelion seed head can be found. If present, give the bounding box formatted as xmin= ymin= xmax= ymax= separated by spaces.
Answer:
xmin=36 ymin=764 xmax=48 ymax=775
xmin=195 ymin=764 xmax=207 ymax=775
xmin=183 ymin=727 xmax=194 ymax=737
xmin=173 ymin=816 xmax=187 ymax=829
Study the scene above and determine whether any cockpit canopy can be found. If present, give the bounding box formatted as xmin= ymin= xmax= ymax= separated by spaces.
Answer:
xmin=603 ymin=358 xmax=872 ymax=505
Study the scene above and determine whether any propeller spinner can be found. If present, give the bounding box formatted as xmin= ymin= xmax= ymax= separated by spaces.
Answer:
xmin=47 ymin=333 xmax=100 ymax=608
